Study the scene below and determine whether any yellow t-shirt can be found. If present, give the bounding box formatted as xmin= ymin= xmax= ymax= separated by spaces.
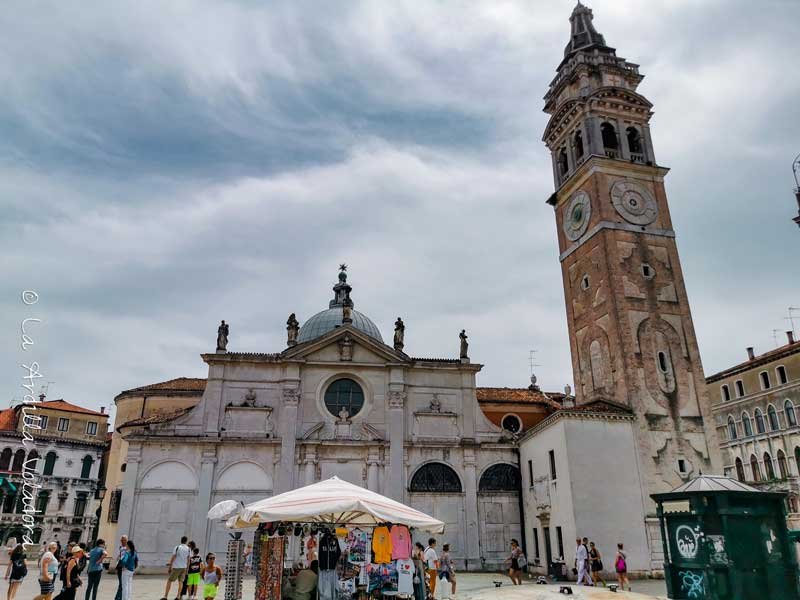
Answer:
xmin=372 ymin=526 xmax=393 ymax=564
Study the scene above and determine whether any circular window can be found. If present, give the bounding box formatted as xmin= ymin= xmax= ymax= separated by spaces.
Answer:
xmin=324 ymin=378 xmax=365 ymax=419
xmin=501 ymin=414 xmax=522 ymax=434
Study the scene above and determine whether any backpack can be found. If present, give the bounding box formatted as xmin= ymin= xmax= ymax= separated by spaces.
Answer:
xmin=615 ymin=552 xmax=627 ymax=572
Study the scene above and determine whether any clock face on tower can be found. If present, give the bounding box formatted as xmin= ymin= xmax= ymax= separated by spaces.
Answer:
xmin=610 ymin=179 xmax=658 ymax=225
xmin=563 ymin=190 xmax=592 ymax=241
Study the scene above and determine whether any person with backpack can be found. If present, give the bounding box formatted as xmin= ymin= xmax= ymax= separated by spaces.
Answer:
xmin=185 ymin=547 xmax=203 ymax=600
xmin=4 ymin=541 xmax=27 ymax=600
xmin=614 ymin=543 xmax=630 ymax=592
xmin=84 ymin=539 xmax=108 ymax=600
xmin=54 ymin=546 xmax=84 ymax=600
xmin=119 ymin=540 xmax=138 ymax=600
xmin=162 ymin=536 xmax=190 ymax=600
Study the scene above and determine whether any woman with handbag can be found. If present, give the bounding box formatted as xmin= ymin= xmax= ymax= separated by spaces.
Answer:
xmin=588 ymin=542 xmax=605 ymax=587
xmin=505 ymin=539 xmax=524 ymax=586
xmin=437 ymin=544 xmax=456 ymax=598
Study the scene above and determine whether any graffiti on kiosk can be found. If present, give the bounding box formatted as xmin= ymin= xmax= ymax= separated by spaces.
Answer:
xmin=678 ymin=570 xmax=705 ymax=599
xmin=676 ymin=524 xmax=702 ymax=559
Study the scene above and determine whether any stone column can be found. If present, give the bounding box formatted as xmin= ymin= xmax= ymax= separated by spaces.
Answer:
xmin=367 ymin=447 xmax=380 ymax=492
xmin=618 ymin=118 xmax=630 ymax=160
xmin=278 ymin=386 xmax=300 ymax=493
xmin=304 ymin=446 xmax=317 ymax=486
xmin=642 ymin=124 xmax=656 ymax=164
xmin=386 ymin=390 xmax=406 ymax=502
xmin=462 ymin=446 xmax=481 ymax=569
xmin=116 ymin=443 xmax=141 ymax=540
xmin=588 ymin=115 xmax=604 ymax=156
xmin=195 ymin=447 xmax=217 ymax=550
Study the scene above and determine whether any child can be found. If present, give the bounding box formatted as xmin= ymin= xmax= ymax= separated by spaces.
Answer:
xmin=186 ymin=547 xmax=203 ymax=600
xmin=202 ymin=554 xmax=224 ymax=600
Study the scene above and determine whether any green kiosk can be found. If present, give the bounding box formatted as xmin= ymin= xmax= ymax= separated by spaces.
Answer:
xmin=652 ymin=475 xmax=800 ymax=599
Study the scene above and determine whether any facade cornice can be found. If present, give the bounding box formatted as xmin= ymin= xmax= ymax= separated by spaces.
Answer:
xmin=706 ymin=343 xmax=800 ymax=383
xmin=518 ymin=407 xmax=635 ymax=444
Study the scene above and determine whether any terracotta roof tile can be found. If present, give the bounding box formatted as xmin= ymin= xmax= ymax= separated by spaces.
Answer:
xmin=0 ymin=409 xmax=17 ymax=432
xmin=477 ymin=387 xmax=564 ymax=409
xmin=118 ymin=408 xmax=192 ymax=430
xmin=38 ymin=399 xmax=106 ymax=417
xmin=120 ymin=377 xmax=207 ymax=395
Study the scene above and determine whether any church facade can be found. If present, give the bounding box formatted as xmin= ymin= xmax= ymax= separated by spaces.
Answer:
xmin=112 ymin=268 xmax=532 ymax=570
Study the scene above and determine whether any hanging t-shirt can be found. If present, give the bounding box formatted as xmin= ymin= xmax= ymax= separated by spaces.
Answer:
xmin=318 ymin=531 xmax=342 ymax=571
xmin=372 ymin=526 xmax=393 ymax=564
xmin=396 ymin=559 xmax=415 ymax=596
xmin=389 ymin=525 xmax=412 ymax=560
xmin=347 ymin=528 xmax=370 ymax=564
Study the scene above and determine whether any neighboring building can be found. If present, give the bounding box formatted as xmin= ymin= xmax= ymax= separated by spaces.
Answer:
xmin=0 ymin=397 xmax=109 ymax=545
xmin=113 ymin=267 xmax=531 ymax=571
xmin=519 ymin=399 xmax=653 ymax=576
xmin=708 ymin=332 xmax=800 ymax=527
xmin=531 ymin=1 xmax=723 ymax=572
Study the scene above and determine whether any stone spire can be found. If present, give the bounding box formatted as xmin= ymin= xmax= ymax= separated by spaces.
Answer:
xmin=563 ymin=1 xmax=611 ymax=60
xmin=330 ymin=263 xmax=353 ymax=308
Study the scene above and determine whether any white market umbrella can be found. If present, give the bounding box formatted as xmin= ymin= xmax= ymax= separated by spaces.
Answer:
xmin=211 ymin=476 xmax=445 ymax=534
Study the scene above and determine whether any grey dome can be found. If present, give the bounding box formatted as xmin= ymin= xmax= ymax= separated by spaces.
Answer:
xmin=297 ymin=307 xmax=383 ymax=343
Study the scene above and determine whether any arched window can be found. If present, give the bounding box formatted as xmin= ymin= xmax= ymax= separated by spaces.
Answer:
xmin=26 ymin=450 xmax=38 ymax=471
xmin=478 ymin=464 xmax=521 ymax=492
xmin=501 ymin=415 xmax=522 ymax=434
xmin=742 ymin=412 xmax=753 ymax=436
xmin=558 ymin=148 xmax=569 ymax=178
xmin=727 ymin=416 xmax=737 ymax=440
xmin=11 ymin=450 xmax=25 ymax=473
xmin=323 ymin=379 xmax=364 ymax=419
xmin=80 ymin=455 xmax=94 ymax=480
xmin=754 ymin=409 xmax=766 ymax=434
xmin=626 ymin=127 xmax=643 ymax=154
xmin=43 ymin=452 xmax=57 ymax=476
xmin=735 ymin=457 xmax=745 ymax=482
xmin=768 ymin=405 xmax=780 ymax=431
xmin=764 ymin=453 xmax=775 ymax=480
xmin=409 ymin=463 xmax=462 ymax=493
xmin=750 ymin=454 xmax=761 ymax=482
xmin=0 ymin=449 xmax=11 ymax=472
xmin=778 ymin=450 xmax=789 ymax=479
xmin=786 ymin=400 xmax=797 ymax=427
xmin=574 ymin=131 xmax=584 ymax=161
xmin=601 ymin=122 xmax=618 ymax=150
xmin=721 ymin=385 xmax=731 ymax=402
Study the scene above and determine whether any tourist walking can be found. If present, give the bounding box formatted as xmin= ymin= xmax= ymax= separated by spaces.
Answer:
xmin=588 ymin=541 xmax=605 ymax=587
xmin=113 ymin=536 xmax=128 ymax=600
xmin=505 ymin=539 xmax=523 ymax=586
xmin=162 ymin=536 xmax=190 ymax=600
xmin=179 ymin=541 xmax=197 ymax=600
xmin=84 ymin=539 xmax=108 ymax=600
xmin=119 ymin=540 xmax=137 ymax=600
xmin=423 ymin=539 xmax=438 ymax=599
xmin=185 ymin=547 xmax=203 ymax=600
xmin=201 ymin=553 xmax=223 ymax=600
xmin=614 ymin=543 xmax=630 ymax=592
xmin=411 ymin=542 xmax=426 ymax=600
xmin=438 ymin=544 xmax=456 ymax=598
xmin=4 ymin=540 xmax=27 ymax=600
xmin=574 ymin=538 xmax=592 ymax=585
xmin=34 ymin=542 xmax=59 ymax=600
xmin=55 ymin=546 xmax=85 ymax=600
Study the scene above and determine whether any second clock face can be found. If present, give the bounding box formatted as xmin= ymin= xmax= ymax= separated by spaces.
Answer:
xmin=563 ymin=191 xmax=592 ymax=241
xmin=610 ymin=179 xmax=658 ymax=225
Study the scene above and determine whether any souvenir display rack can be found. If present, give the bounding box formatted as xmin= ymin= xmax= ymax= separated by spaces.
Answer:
xmin=225 ymin=537 xmax=245 ymax=600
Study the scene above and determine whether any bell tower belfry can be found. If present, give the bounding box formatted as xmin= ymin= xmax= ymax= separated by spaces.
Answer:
xmin=543 ymin=2 xmax=722 ymax=563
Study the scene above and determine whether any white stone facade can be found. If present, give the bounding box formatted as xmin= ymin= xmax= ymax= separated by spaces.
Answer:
xmin=116 ymin=322 xmax=522 ymax=571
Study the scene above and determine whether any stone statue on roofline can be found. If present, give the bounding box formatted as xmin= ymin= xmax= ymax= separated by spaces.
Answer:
xmin=459 ymin=329 xmax=469 ymax=359
xmin=394 ymin=317 xmax=405 ymax=351
xmin=287 ymin=313 xmax=300 ymax=346
xmin=216 ymin=320 xmax=229 ymax=352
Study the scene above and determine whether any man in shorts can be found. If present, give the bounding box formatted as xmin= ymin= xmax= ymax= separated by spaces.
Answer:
xmin=162 ymin=536 xmax=190 ymax=600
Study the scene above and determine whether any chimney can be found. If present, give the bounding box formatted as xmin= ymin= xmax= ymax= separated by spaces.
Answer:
xmin=789 ymin=331 xmax=796 ymax=345
xmin=38 ymin=393 xmax=46 ymax=402
xmin=100 ymin=406 xmax=106 ymax=415
xmin=746 ymin=347 xmax=755 ymax=360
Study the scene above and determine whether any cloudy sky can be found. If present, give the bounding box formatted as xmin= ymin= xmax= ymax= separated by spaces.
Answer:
xmin=2 ymin=0 xmax=799 ymax=425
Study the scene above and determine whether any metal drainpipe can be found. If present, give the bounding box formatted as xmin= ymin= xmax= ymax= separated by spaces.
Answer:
xmin=514 ymin=444 xmax=528 ymax=558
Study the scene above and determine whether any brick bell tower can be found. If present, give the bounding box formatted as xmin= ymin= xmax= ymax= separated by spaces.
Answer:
xmin=543 ymin=2 xmax=722 ymax=559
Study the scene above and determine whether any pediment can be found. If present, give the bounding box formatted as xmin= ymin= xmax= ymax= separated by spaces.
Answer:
xmin=281 ymin=325 xmax=409 ymax=365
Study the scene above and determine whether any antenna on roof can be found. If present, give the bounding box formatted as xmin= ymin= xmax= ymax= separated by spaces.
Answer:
xmin=772 ymin=329 xmax=781 ymax=348
xmin=786 ymin=307 xmax=799 ymax=339
xmin=529 ymin=350 xmax=540 ymax=390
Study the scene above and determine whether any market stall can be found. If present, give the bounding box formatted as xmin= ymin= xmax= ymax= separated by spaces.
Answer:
xmin=208 ymin=477 xmax=445 ymax=600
